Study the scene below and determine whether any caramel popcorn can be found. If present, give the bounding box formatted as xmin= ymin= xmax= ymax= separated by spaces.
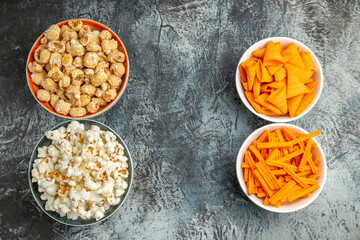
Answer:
xmin=28 ymin=19 xmax=126 ymax=117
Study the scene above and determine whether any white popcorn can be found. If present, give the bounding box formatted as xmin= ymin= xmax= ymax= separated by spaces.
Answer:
xmin=48 ymin=145 xmax=61 ymax=158
xmin=65 ymin=167 xmax=73 ymax=177
xmin=68 ymin=180 xmax=76 ymax=187
xmin=105 ymin=141 xmax=116 ymax=154
xmin=94 ymin=209 xmax=105 ymax=221
xmin=45 ymin=196 xmax=55 ymax=211
xmin=104 ymin=131 xmax=116 ymax=142
xmin=119 ymin=156 xmax=128 ymax=162
xmin=37 ymin=160 xmax=48 ymax=175
xmin=121 ymin=162 xmax=128 ymax=169
xmin=37 ymin=146 xmax=48 ymax=158
xmin=115 ymin=188 xmax=125 ymax=197
xmin=67 ymin=120 xmax=84 ymax=133
xmin=84 ymin=176 xmax=101 ymax=190
xmin=31 ymin=121 xmax=129 ymax=221
xmin=46 ymin=128 xmax=66 ymax=140
xmin=121 ymin=181 xmax=128 ymax=190
xmin=102 ymin=181 xmax=115 ymax=194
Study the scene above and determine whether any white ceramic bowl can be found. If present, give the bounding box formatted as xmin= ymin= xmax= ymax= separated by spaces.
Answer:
xmin=235 ymin=37 xmax=323 ymax=122
xmin=236 ymin=123 xmax=327 ymax=213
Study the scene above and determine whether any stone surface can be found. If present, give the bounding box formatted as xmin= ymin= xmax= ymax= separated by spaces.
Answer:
xmin=0 ymin=0 xmax=359 ymax=239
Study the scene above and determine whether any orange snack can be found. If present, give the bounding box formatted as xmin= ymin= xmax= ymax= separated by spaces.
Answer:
xmin=306 ymin=81 xmax=317 ymax=92
xmin=266 ymin=148 xmax=280 ymax=162
xmin=244 ymin=91 xmax=262 ymax=114
xmin=260 ymin=149 xmax=268 ymax=159
xmin=253 ymin=77 xmax=261 ymax=98
xmin=253 ymin=48 xmax=266 ymax=58
xmin=254 ymin=93 xmax=282 ymax=115
xmin=249 ymin=145 xmax=265 ymax=164
xmin=304 ymin=78 xmax=314 ymax=84
xmin=240 ymin=41 xmax=317 ymax=117
xmin=290 ymin=130 xmax=321 ymax=145
xmin=263 ymin=197 xmax=270 ymax=206
xmin=256 ymin=162 xmax=280 ymax=189
xmin=277 ymin=149 xmax=304 ymax=163
xmin=298 ymin=140 xmax=313 ymax=171
xmin=287 ymin=94 xmax=304 ymax=118
xmin=283 ymin=127 xmax=305 ymax=150
xmin=282 ymin=43 xmax=305 ymax=68
xmin=283 ymin=166 xmax=308 ymax=188
xmin=245 ymin=60 xmax=257 ymax=91
xmin=262 ymin=109 xmax=278 ymax=116
xmin=241 ymin=79 xmax=249 ymax=91
xmin=266 ymin=160 xmax=297 ymax=170
xmin=257 ymin=61 xmax=272 ymax=83
xmin=267 ymin=85 xmax=288 ymax=114
xmin=253 ymin=169 xmax=274 ymax=197
xmin=257 ymin=130 xmax=269 ymax=143
xmin=271 ymin=169 xmax=287 ymax=176
xmin=240 ymin=57 xmax=255 ymax=79
xmin=308 ymin=172 xmax=320 ymax=179
xmin=241 ymin=162 xmax=250 ymax=168
xmin=248 ymin=171 xmax=255 ymax=195
xmin=263 ymin=41 xmax=284 ymax=66
xmin=275 ymin=129 xmax=289 ymax=155
xmin=313 ymin=156 xmax=321 ymax=166
xmin=307 ymin=154 xmax=318 ymax=174
xmin=269 ymin=180 xmax=296 ymax=205
xmin=295 ymin=92 xmax=316 ymax=117
xmin=252 ymin=42 xmax=281 ymax=59
xmin=257 ymin=141 xmax=292 ymax=149
xmin=284 ymin=63 xmax=314 ymax=83
xmin=267 ymin=63 xmax=284 ymax=76
xmin=302 ymin=178 xmax=318 ymax=185
xmin=301 ymin=52 xmax=315 ymax=70
xmin=244 ymin=168 xmax=249 ymax=182
xmin=245 ymin=151 xmax=256 ymax=170
xmin=257 ymin=192 xmax=267 ymax=198
xmin=274 ymin=67 xmax=287 ymax=81
xmin=241 ymin=128 xmax=322 ymax=207
xmin=260 ymin=80 xmax=286 ymax=92
xmin=286 ymin=69 xmax=310 ymax=98
xmin=288 ymin=184 xmax=320 ymax=202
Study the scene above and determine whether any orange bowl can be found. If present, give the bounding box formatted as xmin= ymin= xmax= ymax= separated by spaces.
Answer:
xmin=26 ymin=19 xmax=130 ymax=119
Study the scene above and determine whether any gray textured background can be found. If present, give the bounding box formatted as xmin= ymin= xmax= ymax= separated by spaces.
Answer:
xmin=0 ymin=0 xmax=359 ymax=239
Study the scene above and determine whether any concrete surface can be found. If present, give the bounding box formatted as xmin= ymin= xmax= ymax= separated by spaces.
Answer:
xmin=0 ymin=0 xmax=359 ymax=239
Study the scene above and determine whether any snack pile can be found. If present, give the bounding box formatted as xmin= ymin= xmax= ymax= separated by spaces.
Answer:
xmin=241 ymin=127 xmax=321 ymax=208
xmin=31 ymin=121 xmax=129 ymax=221
xmin=239 ymin=41 xmax=317 ymax=117
xmin=28 ymin=19 xmax=126 ymax=117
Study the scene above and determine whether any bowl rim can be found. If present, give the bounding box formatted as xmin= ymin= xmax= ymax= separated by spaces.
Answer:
xmin=28 ymin=119 xmax=133 ymax=226
xmin=26 ymin=19 xmax=130 ymax=119
xmin=235 ymin=123 xmax=327 ymax=213
xmin=235 ymin=36 xmax=324 ymax=123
